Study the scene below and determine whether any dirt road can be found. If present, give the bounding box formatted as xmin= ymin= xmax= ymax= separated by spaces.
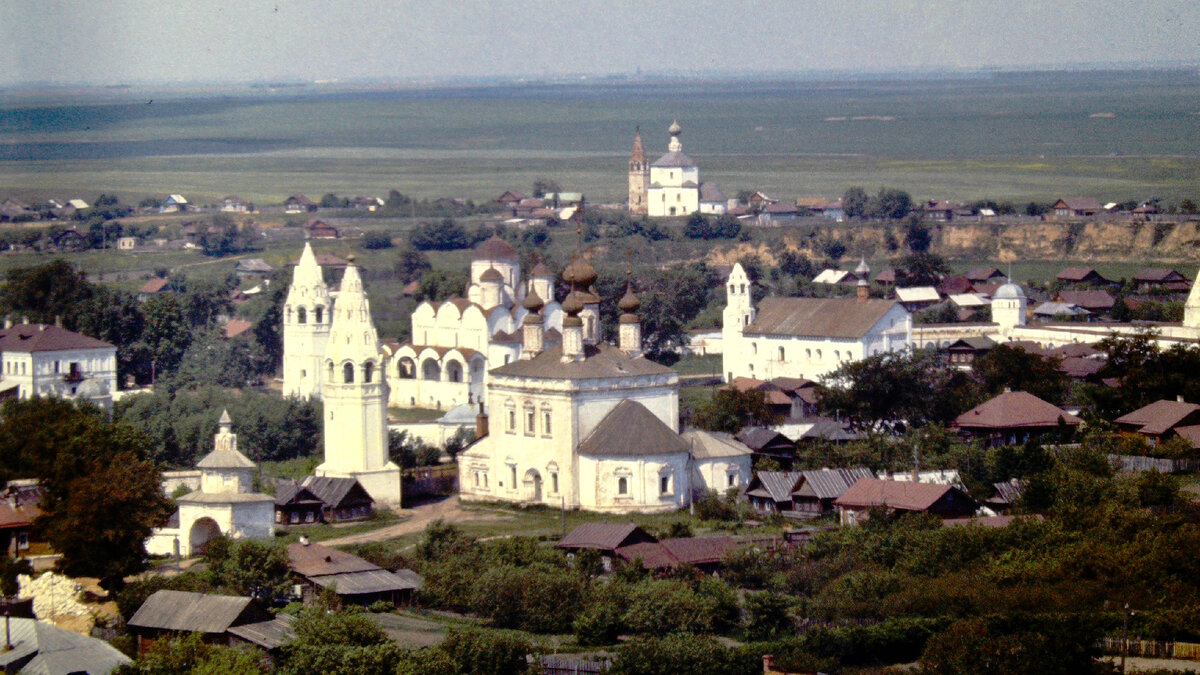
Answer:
xmin=321 ymin=496 xmax=511 ymax=546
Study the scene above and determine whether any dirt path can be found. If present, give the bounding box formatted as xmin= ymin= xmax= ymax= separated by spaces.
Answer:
xmin=322 ymin=496 xmax=511 ymax=546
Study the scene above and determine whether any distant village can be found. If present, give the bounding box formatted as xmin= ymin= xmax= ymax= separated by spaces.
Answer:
xmin=0 ymin=120 xmax=1198 ymax=673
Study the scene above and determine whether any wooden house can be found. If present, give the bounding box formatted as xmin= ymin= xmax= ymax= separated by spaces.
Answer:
xmin=287 ymin=541 xmax=418 ymax=607
xmin=297 ymin=476 xmax=374 ymax=522
xmin=1056 ymin=267 xmax=1113 ymax=286
xmin=952 ymin=390 xmax=1081 ymax=447
xmin=1132 ymin=268 xmax=1190 ymax=293
xmin=1114 ymin=398 xmax=1200 ymax=449
xmin=1052 ymin=197 xmax=1102 ymax=218
xmin=834 ymin=477 xmax=978 ymax=525
xmin=127 ymin=590 xmax=282 ymax=655
xmin=284 ymin=194 xmax=317 ymax=214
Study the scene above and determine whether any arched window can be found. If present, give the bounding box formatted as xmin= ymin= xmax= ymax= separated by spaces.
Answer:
xmin=729 ymin=284 xmax=735 ymax=294
xmin=297 ymin=307 xmax=307 ymax=324
xmin=834 ymin=350 xmax=840 ymax=361
xmin=364 ymin=362 xmax=374 ymax=383
xmin=447 ymin=361 xmax=463 ymax=383
xmin=327 ymin=361 xmax=334 ymax=380
xmin=343 ymin=363 xmax=354 ymax=383
xmin=398 ymin=358 xmax=415 ymax=379
xmin=805 ymin=348 xmax=811 ymax=358
xmin=816 ymin=349 xmax=822 ymax=360
xmin=740 ymin=284 xmax=746 ymax=294
xmin=315 ymin=306 xmax=323 ymax=323
xmin=751 ymin=343 xmax=758 ymax=355
xmin=618 ymin=477 xmax=628 ymax=495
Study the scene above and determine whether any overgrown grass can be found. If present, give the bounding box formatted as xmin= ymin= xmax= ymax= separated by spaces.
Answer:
xmin=275 ymin=508 xmax=407 ymax=544
xmin=672 ymin=353 xmax=722 ymax=377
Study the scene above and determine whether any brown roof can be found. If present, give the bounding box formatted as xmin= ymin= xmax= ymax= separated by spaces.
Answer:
xmin=128 ymin=590 xmax=264 ymax=633
xmin=1058 ymin=356 xmax=1104 ymax=379
xmin=577 ymin=400 xmax=689 ymax=458
xmin=491 ymin=341 xmax=674 ymax=380
xmin=473 ymin=235 xmax=518 ymax=260
xmin=0 ymin=324 xmax=113 ymax=353
xmin=1114 ymin=399 xmax=1200 ymax=436
xmin=288 ymin=542 xmax=379 ymax=577
xmin=1057 ymin=267 xmax=1110 ymax=283
xmin=139 ymin=278 xmax=170 ymax=294
xmin=616 ymin=537 xmax=739 ymax=570
xmin=1054 ymin=197 xmax=1102 ymax=211
xmin=556 ymin=523 xmax=653 ymax=551
xmin=1175 ymin=425 xmax=1200 ymax=449
xmin=953 ymin=391 xmax=1081 ymax=430
xmin=0 ymin=501 xmax=40 ymax=528
xmin=745 ymin=297 xmax=900 ymax=339
xmin=222 ymin=319 xmax=254 ymax=339
xmin=834 ymin=478 xmax=959 ymax=511
xmin=965 ymin=267 xmax=1003 ymax=282
xmin=942 ymin=515 xmax=1041 ymax=528
xmin=1134 ymin=268 xmax=1187 ymax=283
xmin=1054 ymin=290 xmax=1115 ymax=311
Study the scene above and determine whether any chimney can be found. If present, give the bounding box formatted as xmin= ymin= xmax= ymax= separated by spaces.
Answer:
xmin=54 ymin=315 xmax=62 ymax=328
xmin=856 ymin=278 xmax=870 ymax=302
xmin=1178 ymin=395 xmax=1186 ymax=403
xmin=3 ymin=317 xmax=10 ymax=330
xmin=475 ymin=400 xmax=489 ymax=438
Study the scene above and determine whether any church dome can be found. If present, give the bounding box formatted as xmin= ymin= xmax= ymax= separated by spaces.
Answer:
xmin=618 ymin=284 xmax=641 ymax=313
xmin=994 ymin=282 xmax=1025 ymax=300
xmin=562 ymin=257 xmax=598 ymax=287
xmin=855 ymin=257 xmax=870 ymax=275
xmin=562 ymin=291 xmax=586 ymax=315
xmin=473 ymin=235 xmax=518 ymax=260
xmin=480 ymin=267 xmax=503 ymax=283
xmin=522 ymin=288 xmax=545 ymax=312
xmin=530 ymin=261 xmax=553 ymax=277
xmin=668 ymin=119 xmax=681 ymax=135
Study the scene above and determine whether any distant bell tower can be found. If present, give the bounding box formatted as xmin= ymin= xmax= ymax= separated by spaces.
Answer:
xmin=722 ymin=263 xmax=755 ymax=383
xmin=283 ymin=242 xmax=331 ymax=399
xmin=628 ymin=127 xmax=649 ymax=215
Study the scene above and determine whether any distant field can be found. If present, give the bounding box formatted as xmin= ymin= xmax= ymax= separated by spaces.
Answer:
xmin=2 ymin=70 xmax=1197 ymax=204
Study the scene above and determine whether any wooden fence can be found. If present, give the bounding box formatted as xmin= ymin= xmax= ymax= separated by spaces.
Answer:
xmin=538 ymin=655 xmax=610 ymax=675
xmin=1099 ymin=637 xmax=1200 ymax=660
xmin=1107 ymin=454 xmax=1200 ymax=474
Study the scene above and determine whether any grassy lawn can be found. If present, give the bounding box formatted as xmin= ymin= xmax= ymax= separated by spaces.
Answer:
xmin=275 ymin=509 xmax=408 ymax=544
xmin=672 ymin=353 xmax=722 ymax=377
xmin=371 ymin=608 xmax=586 ymax=653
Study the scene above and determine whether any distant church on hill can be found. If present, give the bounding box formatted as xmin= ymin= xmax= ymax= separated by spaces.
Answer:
xmin=629 ymin=120 xmax=727 ymax=217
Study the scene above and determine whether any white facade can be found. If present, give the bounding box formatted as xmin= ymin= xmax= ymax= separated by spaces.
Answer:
xmin=282 ymin=242 xmax=331 ymax=399
xmin=0 ymin=324 xmax=117 ymax=410
xmin=146 ymin=411 xmax=274 ymax=557
xmin=315 ymin=257 xmax=402 ymax=506
xmin=647 ymin=120 xmax=701 ymax=218
xmin=721 ymin=263 xmax=912 ymax=383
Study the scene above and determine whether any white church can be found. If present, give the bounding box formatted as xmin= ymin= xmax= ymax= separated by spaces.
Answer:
xmin=281 ymin=244 xmax=401 ymax=506
xmin=629 ymin=120 xmax=727 ymax=217
xmin=458 ymin=258 xmax=751 ymax=513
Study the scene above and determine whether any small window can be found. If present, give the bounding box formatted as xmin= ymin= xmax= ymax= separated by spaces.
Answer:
xmin=305 ymin=511 xmax=315 ymax=523
xmin=778 ymin=347 xmax=785 ymax=361
xmin=364 ymin=362 xmax=374 ymax=383
xmin=727 ymin=472 xmax=737 ymax=488
xmin=752 ymin=343 xmax=758 ymax=355
xmin=275 ymin=511 xmax=282 ymax=523
xmin=474 ymin=472 xmax=480 ymax=487
xmin=507 ymin=408 xmax=516 ymax=434
xmin=618 ymin=477 xmax=629 ymax=495
xmin=524 ymin=404 xmax=535 ymax=436
xmin=660 ymin=475 xmax=670 ymax=495
xmin=510 ymin=465 xmax=517 ymax=489
xmin=551 ymin=472 xmax=559 ymax=494
xmin=16 ymin=532 xmax=27 ymax=550
xmin=343 ymin=363 xmax=355 ymax=383
xmin=289 ymin=512 xmax=299 ymax=524
xmin=542 ymin=408 xmax=552 ymax=436
xmin=297 ymin=307 xmax=307 ymax=324
xmin=315 ymin=306 xmax=323 ymax=323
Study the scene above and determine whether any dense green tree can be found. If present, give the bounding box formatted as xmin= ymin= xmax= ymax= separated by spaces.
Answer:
xmin=167 ymin=329 xmax=264 ymax=390
xmin=360 ymin=231 xmax=393 ymax=249
xmin=608 ymin=633 xmax=756 ymax=675
xmin=412 ymin=269 xmax=470 ymax=303
xmin=398 ymin=627 xmax=532 ymax=675
xmin=0 ymin=259 xmax=95 ymax=324
xmin=842 ymin=186 xmax=869 ymax=219
xmin=394 ymin=248 xmax=432 ymax=282
xmin=472 ymin=565 xmax=586 ymax=632
xmin=115 ymin=633 xmax=267 ymax=675
xmin=203 ymin=536 xmax=293 ymax=600
xmin=743 ymin=591 xmax=795 ymax=640
xmin=531 ymin=178 xmax=561 ymax=199
xmin=870 ymin=187 xmax=914 ymax=219
xmin=905 ymin=220 xmax=933 ymax=253
xmin=972 ymin=344 xmax=1070 ymax=405
xmin=410 ymin=219 xmax=469 ymax=250
xmin=277 ymin=607 xmax=402 ymax=675
xmin=900 ymin=251 xmax=950 ymax=286
xmin=141 ymin=293 xmax=192 ymax=381
xmin=691 ymin=389 xmax=780 ymax=433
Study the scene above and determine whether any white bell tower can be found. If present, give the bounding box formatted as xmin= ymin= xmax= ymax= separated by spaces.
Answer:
xmin=722 ymin=263 xmax=755 ymax=383
xmin=1185 ymin=268 xmax=1200 ymax=331
xmin=283 ymin=242 xmax=331 ymax=399
xmin=315 ymin=255 xmax=401 ymax=506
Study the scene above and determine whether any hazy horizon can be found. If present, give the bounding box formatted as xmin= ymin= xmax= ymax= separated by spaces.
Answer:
xmin=2 ymin=1 xmax=1198 ymax=88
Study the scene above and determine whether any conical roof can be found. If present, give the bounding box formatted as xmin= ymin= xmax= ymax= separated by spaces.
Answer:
xmin=197 ymin=446 xmax=256 ymax=469
xmin=286 ymin=242 xmax=330 ymax=306
xmin=325 ymin=259 xmax=381 ymax=363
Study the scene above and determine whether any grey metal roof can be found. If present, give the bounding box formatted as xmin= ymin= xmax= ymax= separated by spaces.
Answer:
xmin=796 ymin=467 xmax=874 ymax=500
xmin=577 ymin=400 xmax=690 ymax=458
xmin=748 ymin=471 xmax=803 ymax=503
xmin=274 ymin=480 xmax=322 ymax=506
xmin=0 ymin=618 xmax=131 ymax=675
xmin=393 ymin=569 xmax=424 ymax=591
xmin=226 ymin=615 xmax=295 ymax=650
xmin=128 ymin=590 xmax=257 ymax=633
xmin=651 ymin=150 xmax=696 ymax=168
xmin=309 ymin=569 xmax=411 ymax=595
xmin=301 ymin=475 xmax=373 ymax=508
xmin=745 ymin=296 xmax=901 ymax=339
xmin=682 ymin=429 xmax=753 ymax=459
xmin=196 ymin=447 xmax=256 ymax=469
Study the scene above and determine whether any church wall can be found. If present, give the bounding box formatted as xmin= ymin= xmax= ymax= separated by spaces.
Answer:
xmin=692 ymin=455 xmax=753 ymax=495
xmin=230 ymin=501 xmax=275 ymax=540
xmin=578 ymin=452 xmax=690 ymax=513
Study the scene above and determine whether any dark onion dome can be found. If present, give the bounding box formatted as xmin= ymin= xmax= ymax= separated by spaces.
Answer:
xmin=562 ymin=256 xmax=598 ymax=287
xmin=530 ymin=261 xmax=553 ymax=277
xmin=562 ymin=290 xmax=586 ymax=316
xmin=480 ymin=266 xmax=503 ymax=282
xmin=668 ymin=119 xmax=682 ymax=135
xmin=346 ymin=252 xmax=357 ymax=264
xmin=522 ymin=288 xmax=544 ymax=312
xmin=473 ymin=235 xmax=518 ymax=260
xmin=618 ymin=283 xmax=641 ymax=313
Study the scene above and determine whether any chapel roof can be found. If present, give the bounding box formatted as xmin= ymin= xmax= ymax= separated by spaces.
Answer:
xmin=473 ymin=235 xmax=518 ymax=261
xmin=651 ymin=151 xmax=696 ymax=168
xmin=490 ymin=341 xmax=674 ymax=380
xmin=745 ymin=297 xmax=900 ymax=339
xmin=577 ymin=399 xmax=689 ymax=458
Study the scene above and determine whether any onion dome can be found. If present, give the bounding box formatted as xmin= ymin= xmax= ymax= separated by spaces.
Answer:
xmin=618 ymin=283 xmax=641 ymax=313
xmin=522 ymin=288 xmax=544 ymax=312
xmin=530 ymin=261 xmax=553 ymax=277
xmin=855 ymin=257 xmax=870 ymax=275
xmin=473 ymin=235 xmax=518 ymax=261
xmin=562 ymin=257 xmax=598 ymax=288
xmin=480 ymin=266 xmax=503 ymax=282
xmin=668 ymin=119 xmax=681 ymax=135
xmin=346 ymin=252 xmax=357 ymax=265
xmin=562 ymin=291 xmax=586 ymax=316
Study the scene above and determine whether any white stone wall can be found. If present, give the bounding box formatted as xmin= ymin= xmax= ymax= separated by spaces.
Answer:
xmin=578 ymin=452 xmax=690 ymax=513
xmin=691 ymin=454 xmax=753 ymax=495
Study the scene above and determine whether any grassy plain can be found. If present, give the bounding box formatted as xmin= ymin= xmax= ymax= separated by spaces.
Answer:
xmin=2 ymin=70 xmax=1197 ymax=204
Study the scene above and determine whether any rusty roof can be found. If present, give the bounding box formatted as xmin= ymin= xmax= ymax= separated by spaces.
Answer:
xmin=139 ymin=278 xmax=170 ymax=294
xmin=614 ymin=542 xmax=677 ymax=569
xmin=1134 ymin=268 xmax=1186 ymax=282
xmin=221 ymin=318 xmax=254 ymax=339
xmin=1114 ymin=399 xmax=1200 ymax=436
xmin=834 ymin=477 xmax=963 ymax=511
xmin=745 ymin=296 xmax=899 ymax=339
xmin=556 ymin=523 xmax=653 ymax=551
xmin=0 ymin=324 xmax=113 ymax=353
xmin=577 ymin=400 xmax=689 ymax=458
xmin=953 ymin=391 xmax=1081 ymax=430
xmin=288 ymin=542 xmax=379 ymax=577
xmin=965 ymin=267 xmax=1003 ymax=282
xmin=1057 ymin=267 xmax=1109 ymax=283
xmin=1054 ymin=290 xmax=1114 ymax=310
xmin=1058 ymin=356 xmax=1104 ymax=379
xmin=661 ymin=536 xmax=739 ymax=565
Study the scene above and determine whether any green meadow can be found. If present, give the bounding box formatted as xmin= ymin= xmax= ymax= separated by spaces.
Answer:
xmin=1 ymin=69 xmax=1198 ymax=204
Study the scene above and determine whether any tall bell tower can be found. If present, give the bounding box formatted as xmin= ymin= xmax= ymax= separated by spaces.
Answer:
xmin=722 ymin=263 xmax=755 ymax=383
xmin=628 ymin=127 xmax=649 ymax=215
xmin=316 ymin=255 xmax=401 ymax=506
xmin=283 ymin=242 xmax=331 ymax=399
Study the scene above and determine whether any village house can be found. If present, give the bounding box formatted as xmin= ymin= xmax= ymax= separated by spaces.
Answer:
xmin=128 ymin=590 xmax=290 ymax=656
xmin=556 ymin=523 xmax=656 ymax=571
xmin=288 ymin=540 xmax=419 ymax=606
xmin=614 ymin=536 xmax=741 ymax=574
xmin=1056 ymin=267 xmax=1114 ymax=286
xmin=833 ymin=477 xmax=978 ymax=525
xmin=284 ymin=193 xmax=318 ymax=213
xmin=945 ymin=336 xmax=996 ymax=368
xmin=952 ymin=390 xmax=1082 ymax=447
xmin=965 ymin=267 xmax=1006 ymax=285
xmin=221 ymin=196 xmax=251 ymax=213
xmin=1133 ymin=268 xmax=1190 ymax=293
xmin=0 ymin=617 xmax=131 ymax=674
xmin=745 ymin=467 xmax=873 ymax=517
xmin=161 ymin=194 xmax=190 ymax=213
xmin=1053 ymin=289 xmax=1115 ymax=315
xmin=895 ymin=286 xmax=942 ymax=312
xmin=735 ymin=428 xmax=797 ymax=467
xmin=1114 ymin=398 xmax=1200 ymax=449
xmin=235 ymin=258 xmax=274 ymax=279
xmin=304 ymin=218 xmax=338 ymax=239
xmin=274 ymin=475 xmax=374 ymax=525
xmin=1052 ymin=197 xmax=1102 ymax=218
xmin=682 ymin=429 xmax=754 ymax=495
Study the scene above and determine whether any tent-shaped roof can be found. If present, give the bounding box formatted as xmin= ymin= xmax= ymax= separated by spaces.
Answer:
xmin=556 ymin=523 xmax=654 ymax=551
xmin=953 ymin=391 xmax=1081 ymax=430
xmin=578 ymin=400 xmax=689 ymax=458
xmin=1114 ymin=399 xmax=1200 ymax=436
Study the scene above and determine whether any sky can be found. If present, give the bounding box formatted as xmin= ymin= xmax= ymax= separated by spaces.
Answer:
xmin=2 ymin=0 xmax=1198 ymax=87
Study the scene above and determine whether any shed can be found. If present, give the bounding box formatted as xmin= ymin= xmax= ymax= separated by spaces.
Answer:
xmin=127 ymin=590 xmax=271 ymax=654
xmin=288 ymin=541 xmax=415 ymax=606
xmin=556 ymin=523 xmax=655 ymax=556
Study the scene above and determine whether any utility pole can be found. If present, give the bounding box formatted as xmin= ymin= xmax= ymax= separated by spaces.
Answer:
xmin=1121 ymin=602 xmax=1131 ymax=674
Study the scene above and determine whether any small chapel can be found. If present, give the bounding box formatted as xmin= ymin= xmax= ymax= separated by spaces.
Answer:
xmin=458 ymin=257 xmax=748 ymax=513
xmin=146 ymin=410 xmax=274 ymax=557
xmin=630 ymin=120 xmax=727 ymax=217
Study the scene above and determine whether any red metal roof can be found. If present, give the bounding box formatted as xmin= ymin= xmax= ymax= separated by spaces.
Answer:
xmin=953 ymin=391 xmax=1081 ymax=430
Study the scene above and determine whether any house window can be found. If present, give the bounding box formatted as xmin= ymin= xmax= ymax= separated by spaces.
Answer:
xmin=275 ymin=511 xmax=282 ymax=523
xmin=816 ymin=350 xmax=822 ymax=360
xmin=727 ymin=472 xmax=738 ymax=488
xmin=617 ymin=477 xmax=629 ymax=495
xmin=542 ymin=407 xmax=552 ymax=436
xmin=551 ymin=472 xmax=559 ymax=494
xmin=305 ymin=511 xmax=315 ymax=523
xmin=16 ymin=532 xmax=27 ymax=550
xmin=778 ymin=347 xmax=785 ymax=361
xmin=297 ymin=307 xmax=307 ymax=324
xmin=289 ymin=512 xmax=299 ymax=524
xmin=660 ymin=474 xmax=671 ymax=495
xmin=524 ymin=404 xmax=535 ymax=436
xmin=834 ymin=350 xmax=840 ymax=361
xmin=54 ymin=361 xmax=59 ymax=374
